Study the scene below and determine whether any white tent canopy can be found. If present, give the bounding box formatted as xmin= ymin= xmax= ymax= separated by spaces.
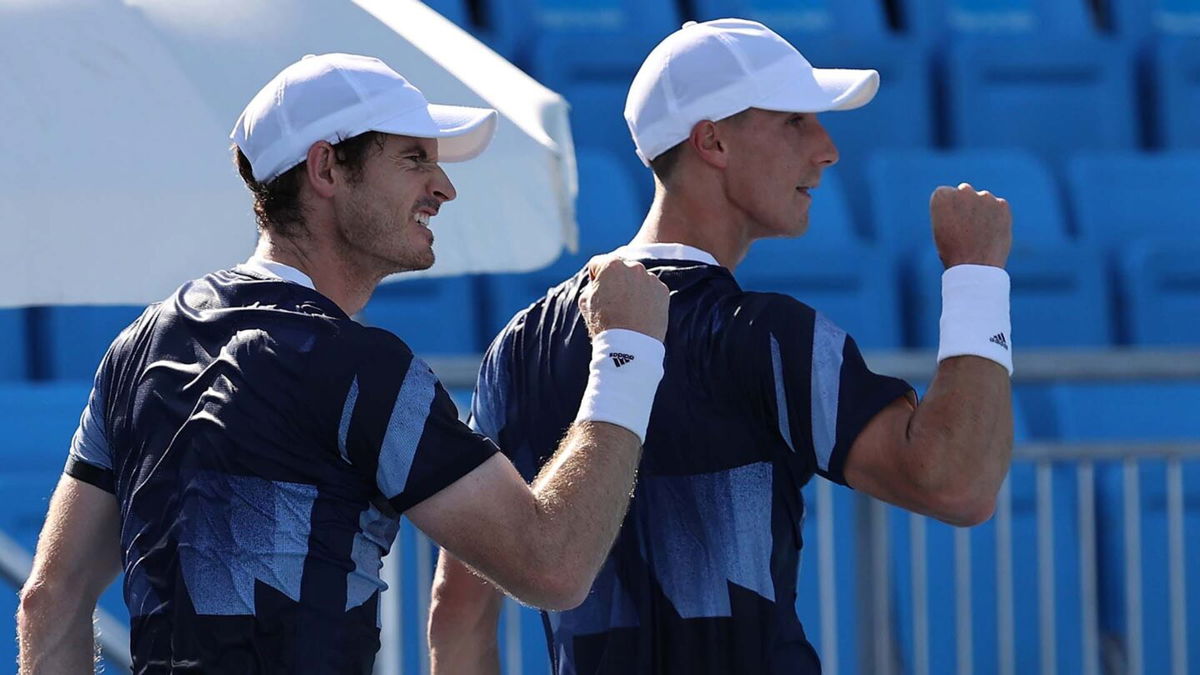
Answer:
xmin=0 ymin=0 xmax=577 ymax=308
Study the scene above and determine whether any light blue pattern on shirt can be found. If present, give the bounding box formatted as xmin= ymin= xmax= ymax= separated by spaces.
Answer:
xmin=376 ymin=359 xmax=437 ymax=499
xmin=811 ymin=313 xmax=846 ymax=472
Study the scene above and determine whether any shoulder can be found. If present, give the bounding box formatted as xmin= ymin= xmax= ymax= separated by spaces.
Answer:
xmin=488 ymin=268 xmax=589 ymax=354
xmin=720 ymin=290 xmax=819 ymax=346
xmin=322 ymin=323 xmax=423 ymax=378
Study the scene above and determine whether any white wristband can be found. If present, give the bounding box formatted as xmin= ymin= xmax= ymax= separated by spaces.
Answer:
xmin=574 ymin=328 xmax=666 ymax=443
xmin=937 ymin=264 xmax=1013 ymax=375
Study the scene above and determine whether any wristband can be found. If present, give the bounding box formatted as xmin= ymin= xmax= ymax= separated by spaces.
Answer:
xmin=574 ymin=328 xmax=666 ymax=443
xmin=937 ymin=264 xmax=1013 ymax=375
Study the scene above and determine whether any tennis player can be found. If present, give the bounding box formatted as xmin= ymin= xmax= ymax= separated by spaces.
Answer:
xmin=429 ymin=19 xmax=1014 ymax=674
xmin=17 ymin=53 xmax=669 ymax=674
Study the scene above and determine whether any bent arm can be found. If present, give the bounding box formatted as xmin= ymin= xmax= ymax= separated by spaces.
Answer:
xmin=408 ymin=420 xmax=639 ymax=610
xmin=18 ymin=475 xmax=122 ymax=674
xmin=429 ymin=551 xmax=504 ymax=675
xmin=845 ymin=355 xmax=1012 ymax=526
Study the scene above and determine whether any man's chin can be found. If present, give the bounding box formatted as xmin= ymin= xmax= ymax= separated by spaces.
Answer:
xmin=397 ymin=252 xmax=436 ymax=274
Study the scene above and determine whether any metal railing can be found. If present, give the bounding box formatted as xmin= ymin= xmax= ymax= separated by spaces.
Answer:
xmin=877 ymin=445 xmax=1199 ymax=675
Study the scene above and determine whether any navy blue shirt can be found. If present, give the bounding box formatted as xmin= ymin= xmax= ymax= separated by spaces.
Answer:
xmin=66 ymin=265 xmax=497 ymax=674
xmin=471 ymin=247 xmax=912 ymax=675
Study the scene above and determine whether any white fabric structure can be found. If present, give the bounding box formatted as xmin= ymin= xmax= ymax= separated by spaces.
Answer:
xmin=0 ymin=0 xmax=577 ymax=307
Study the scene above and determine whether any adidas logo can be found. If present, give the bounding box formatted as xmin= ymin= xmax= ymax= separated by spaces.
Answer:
xmin=989 ymin=333 xmax=1009 ymax=350
xmin=610 ymin=352 xmax=635 ymax=367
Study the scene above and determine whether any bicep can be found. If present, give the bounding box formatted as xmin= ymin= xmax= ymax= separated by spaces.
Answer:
xmin=406 ymin=453 xmax=536 ymax=587
xmin=29 ymin=475 xmax=122 ymax=599
xmin=842 ymin=393 xmax=928 ymax=510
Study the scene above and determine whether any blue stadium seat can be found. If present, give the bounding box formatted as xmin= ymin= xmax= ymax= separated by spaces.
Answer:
xmin=482 ymin=149 xmax=642 ymax=338
xmin=868 ymin=149 xmax=1069 ymax=247
xmin=528 ymin=32 xmax=659 ymax=204
xmin=868 ymin=150 xmax=1111 ymax=347
xmin=487 ymin=0 xmax=680 ymax=65
xmin=1152 ymin=38 xmax=1200 ymax=149
xmin=910 ymin=245 xmax=1113 ymax=348
xmin=900 ymin=0 xmax=1098 ymax=38
xmin=1052 ymin=382 xmax=1200 ymax=675
xmin=946 ymin=39 xmax=1137 ymax=166
xmin=361 ymin=277 xmax=484 ymax=357
xmin=34 ymin=306 xmax=145 ymax=381
xmin=0 ymin=308 xmax=27 ymax=381
xmin=1067 ymin=152 xmax=1200 ymax=244
xmin=1107 ymin=0 xmax=1200 ymax=41
xmin=1118 ymin=239 xmax=1200 ymax=346
xmin=691 ymin=0 xmax=890 ymax=36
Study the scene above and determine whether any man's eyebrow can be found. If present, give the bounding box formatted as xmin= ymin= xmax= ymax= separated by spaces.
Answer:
xmin=392 ymin=142 xmax=427 ymax=157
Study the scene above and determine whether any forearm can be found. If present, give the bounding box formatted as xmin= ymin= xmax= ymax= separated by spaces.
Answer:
xmin=18 ymin=476 xmax=120 ymax=674
xmin=907 ymin=356 xmax=1013 ymax=522
xmin=409 ymin=422 xmax=644 ymax=610
xmin=526 ymin=420 xmax=641 ymax=593
xmin=18 ymin=583 xmax=99 ymax=674
xmin=429 ymin=553 xmax=503 ymax=675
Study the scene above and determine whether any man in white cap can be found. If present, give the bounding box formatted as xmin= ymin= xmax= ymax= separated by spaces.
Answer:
xmin=430 ymin=19 xmax=1014 ymax=674
xmin=17 ymin=53 xmax=670 ymax=674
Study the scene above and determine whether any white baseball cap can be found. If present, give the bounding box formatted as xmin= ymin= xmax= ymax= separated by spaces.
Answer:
xmin=232 ymin=53 xmax=499 ymax=183
xmin=625 ymin=19 xmax=880 ymax=166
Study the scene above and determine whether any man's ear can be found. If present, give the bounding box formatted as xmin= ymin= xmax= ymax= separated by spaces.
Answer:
xmin=690 ymin=120 xmax=728 ymax=170
xmin=304 ymin=141 xmax=338 ymax=199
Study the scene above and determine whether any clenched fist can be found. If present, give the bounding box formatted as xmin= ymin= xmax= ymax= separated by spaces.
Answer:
xmin=578 ymin=255 xmax=670 ymax=342
xmin=930 ymin=183 xmax=1012 ymax=269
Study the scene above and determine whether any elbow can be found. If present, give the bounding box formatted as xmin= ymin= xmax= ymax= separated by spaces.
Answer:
xmin=17 ymin=581 xmax=44 ymax=627
xmin=17 ymin=578 xmax=64 ymax=629
xmin=520 ymin=562 xmax=592 ymax=611
xmin=921 ymin=464 xmax=1001 ymax=527
xmin=931 ymin=490 xmax=997 ymax=527
xmin=915 ymin=438 xmax=1009 ymax=527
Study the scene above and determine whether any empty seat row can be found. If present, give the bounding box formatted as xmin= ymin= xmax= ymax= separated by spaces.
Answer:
xmin=427 ymin=0 xmax=1200 ymax=57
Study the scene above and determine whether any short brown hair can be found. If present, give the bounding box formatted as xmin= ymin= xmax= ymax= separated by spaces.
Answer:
xmin=233 ymin=131 xmax=387 ymax=237
xmin=647 ymin=109 xmax=755 ymax=184
xmin=649 ymin=142 xmax=685 ymax=183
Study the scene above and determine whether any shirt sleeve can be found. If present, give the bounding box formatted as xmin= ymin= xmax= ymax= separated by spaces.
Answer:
xmin=339 ymin=331 xmax=499 ymax=513
xmin=468 ymin=328 xmax=511 ymax=444
xmin=63 ymin=362 xmax=116 ymax=493
xmin=755 ymin=298 xmax=913 ymax=486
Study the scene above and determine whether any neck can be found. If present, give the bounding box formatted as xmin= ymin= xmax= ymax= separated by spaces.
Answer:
xmin=630 ymin=181 xmax=755 ymax=270
xmin=253 ymin=231 xmax=382 ymax=316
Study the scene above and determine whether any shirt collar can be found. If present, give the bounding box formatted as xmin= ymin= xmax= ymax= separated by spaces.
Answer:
xmin=611 ymin=243 xmax=720 ymax=267
xmin=240 ymin=256 xmax=316 ymax=290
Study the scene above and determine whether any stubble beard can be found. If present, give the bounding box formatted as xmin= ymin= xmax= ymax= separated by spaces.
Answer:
xmin=337 ymin=199 xmax=434 ymax=280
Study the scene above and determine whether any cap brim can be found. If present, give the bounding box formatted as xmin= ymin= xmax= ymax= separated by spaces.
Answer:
xmin=375 ymin=103 xmax=499 ymax=162
xmin=757 ymin=67 xmax=879 ymax=114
